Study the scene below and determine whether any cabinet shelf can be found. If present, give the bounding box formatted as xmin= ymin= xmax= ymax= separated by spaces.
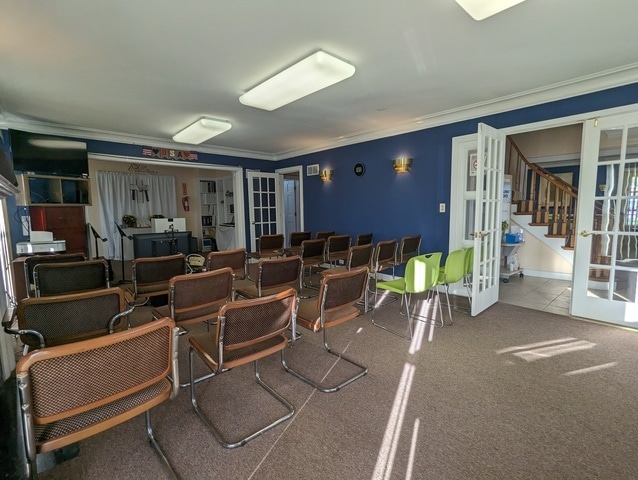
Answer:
xmin=16 ymin=174 xmax=91 ymax=206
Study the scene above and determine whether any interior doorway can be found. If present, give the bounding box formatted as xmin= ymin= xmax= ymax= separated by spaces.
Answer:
xmin=450 ymin=124 xmax=581 ymax=317
xmin=276 ymin=165 xmax=304 ymax=247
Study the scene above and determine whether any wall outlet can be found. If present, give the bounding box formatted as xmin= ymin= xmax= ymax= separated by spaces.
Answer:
xmin=21 ymin=216 xmax=31 ymax=236
xmin=439 ymin=203 xmax=446 ymax=213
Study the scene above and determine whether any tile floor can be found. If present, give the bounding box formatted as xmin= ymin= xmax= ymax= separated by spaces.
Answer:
xmin=498 ymin=274 xmax=572 ymax=316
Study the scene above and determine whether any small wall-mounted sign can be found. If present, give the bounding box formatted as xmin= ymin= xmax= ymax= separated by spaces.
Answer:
xmin=354 ymin=163 xmax=366 ymax=177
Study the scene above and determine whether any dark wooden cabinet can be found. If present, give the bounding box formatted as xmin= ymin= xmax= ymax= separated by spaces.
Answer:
xmin=30 ymin=206 xmax=87 ymax=256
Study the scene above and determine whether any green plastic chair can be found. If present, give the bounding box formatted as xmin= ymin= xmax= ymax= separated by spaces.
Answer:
xmin=371 ymin=252 xmax=442 ymax=339
xmin=463 ymin=247 xmax=474 ymax=305
xmin=437 ymin=249 xmax=468 ymax=324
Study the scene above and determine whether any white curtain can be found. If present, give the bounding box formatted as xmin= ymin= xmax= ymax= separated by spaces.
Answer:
xmin=97 ymin=171 xmax=177 ymax=260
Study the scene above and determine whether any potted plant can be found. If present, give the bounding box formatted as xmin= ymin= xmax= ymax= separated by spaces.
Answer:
xmin=122 ymin=215 xmax=137 ymax=228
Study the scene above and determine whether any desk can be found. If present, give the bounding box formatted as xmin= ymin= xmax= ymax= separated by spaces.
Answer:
xmin=216 ymin=224 xmax=236 ymax=251
xmin=121 ymin=228 xmax=150 ymax=260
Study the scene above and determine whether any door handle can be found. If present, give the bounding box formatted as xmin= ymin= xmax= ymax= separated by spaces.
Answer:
xmin=579 ymin=230 xmax=591 ymax=237
xmin=251 ymin=221 xmax=255 ymax=225
xmin=473 ymin=231 xmax=487 ymax=239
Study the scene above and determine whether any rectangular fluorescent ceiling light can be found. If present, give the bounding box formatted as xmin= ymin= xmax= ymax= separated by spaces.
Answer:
xmin=172 ymin=118 xmax=232 ymax=144
xmin=455 ymin=0 xmax=526 ymax=20
xmin=239 ymin=51 xmax=355 ymax=111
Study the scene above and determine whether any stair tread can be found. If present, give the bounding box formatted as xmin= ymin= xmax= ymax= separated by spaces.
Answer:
xmin=530 ymin=222 xmax=550 ymax=226
xmin=545 ymin=234 xmax=567 ymax=238
xmin=562 ymin=246 xmax=574 ymax=251
xmin=513 ymin=211 xmax=534 ymax=215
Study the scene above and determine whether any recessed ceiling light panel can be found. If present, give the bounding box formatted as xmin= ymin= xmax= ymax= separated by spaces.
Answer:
xmin=239 ymin=51 xmax=355 ymax=111
xmin=172 ymin=117 xmax=232 ymax=145
xmin=455 ymin=0 xmax=526 ymax=21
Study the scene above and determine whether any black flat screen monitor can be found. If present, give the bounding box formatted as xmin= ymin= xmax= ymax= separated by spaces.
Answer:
xmin=9 ymin=129 xmax=89 ymax=177
xmin=132 ymin=231 xmax=192 ymax=258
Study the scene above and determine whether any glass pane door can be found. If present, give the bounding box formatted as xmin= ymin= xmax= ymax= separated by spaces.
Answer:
xmin=572 ymin=114 xmax=638 ymax=326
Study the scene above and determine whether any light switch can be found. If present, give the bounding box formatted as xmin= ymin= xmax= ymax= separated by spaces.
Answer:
xmin=439 ymin=203 xmax=446 ymax=213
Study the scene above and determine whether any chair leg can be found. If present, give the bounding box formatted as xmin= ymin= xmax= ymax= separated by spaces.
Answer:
xmin=281 ymin=328 xmax=368 ymax=393
xmin=371 ymin=292 xmax=413 ymax=340
xmin=368 ymin=274 xmax=398 ymax=308
xmin=444 ymin=285 xmax=453 ymax=326
xmin=189 ymin=349 xmax=294 ymax=448
xmin=145 ymin=410 xmax=179 ymax=479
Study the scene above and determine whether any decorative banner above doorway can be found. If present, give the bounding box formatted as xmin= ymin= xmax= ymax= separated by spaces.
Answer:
xmin=142 ymin=146 xmax=199 ymax=161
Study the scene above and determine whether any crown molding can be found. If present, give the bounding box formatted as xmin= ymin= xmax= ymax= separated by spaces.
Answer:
xmin=2 ymin=63 xmax=638 ymax=162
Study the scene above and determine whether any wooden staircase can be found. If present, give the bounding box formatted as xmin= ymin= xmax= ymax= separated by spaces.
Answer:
xmin=506 ymin=136 xmax=577 ymax=250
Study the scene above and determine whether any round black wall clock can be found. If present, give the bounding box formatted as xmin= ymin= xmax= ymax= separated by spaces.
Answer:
xmin=354 ymin=163 xmax=366 ymax=177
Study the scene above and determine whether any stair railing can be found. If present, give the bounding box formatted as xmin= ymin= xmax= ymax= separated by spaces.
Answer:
xmin=506 ymin=136 xmax=578 ymax=248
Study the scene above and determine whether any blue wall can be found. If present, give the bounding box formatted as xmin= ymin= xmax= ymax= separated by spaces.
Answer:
xmin=283 ymin=83 xmax=638 ymax=257
xmin=5 ymin=82 xmax=638 ymax=261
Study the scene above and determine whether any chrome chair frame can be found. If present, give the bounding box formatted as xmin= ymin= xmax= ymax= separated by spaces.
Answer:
xmin=367 ymin=239 xmax=398 ymax=311
xmin=206 ymin=248 xmax=248 ymax=300
xmin=188 ymin=289 xmax=298 ymax=448
xmin=282 ymin=266 xmax=369 ymax=393
xmin=17 ymin=318 xmax=180 ymax=479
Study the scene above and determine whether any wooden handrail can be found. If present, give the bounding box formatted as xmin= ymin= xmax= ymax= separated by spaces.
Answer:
xmin=506 ymin=136 xmax=579 ymax=249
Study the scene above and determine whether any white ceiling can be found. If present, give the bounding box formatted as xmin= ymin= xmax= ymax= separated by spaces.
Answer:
xmin=1 ymin=0 xmax=638 ymax=161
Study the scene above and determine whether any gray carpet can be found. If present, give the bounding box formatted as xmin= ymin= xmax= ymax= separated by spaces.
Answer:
xmin=37 ymin=292 xmax=638 ymax=480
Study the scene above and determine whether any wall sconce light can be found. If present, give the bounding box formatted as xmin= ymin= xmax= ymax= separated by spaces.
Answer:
xmin=320 ymin=169 xmax=333 ymax=182
xmin=393 ymin=157 xmax=412 ymax=173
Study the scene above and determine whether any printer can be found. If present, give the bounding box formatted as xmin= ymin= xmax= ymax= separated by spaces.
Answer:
xmin=16 ymin=231 xmax=66 ymax=256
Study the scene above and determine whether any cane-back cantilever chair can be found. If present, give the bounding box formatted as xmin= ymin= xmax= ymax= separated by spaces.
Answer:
xmin=321 ymin=243 xmax=373 ymax=275
xmin=235 ymin=255 xmax=302 ymax=300
xmin=4 ymin=287 xmax=134 ymax=352
xmin=299 ymin=238 xmax=326 ymax=286
xmin=189 ymin=289 xmax=298 ymax=448
xmin=372 ymin=253 xmax=443 ymax=340
xmin=314 ymin=230 xmax=335 ymax=241
xmin=248 ymin=234 xmax=284 ymax=262
xmin=282 ymin=266 xmax=369 ymax=393
xmin=356 ymin=232 xmax=374 ymax=246
xmin=206 ymin=248 xmax=248 ymax=299
xmin=17 ymin=317 xmax=180 ymax=479
xmin=288 ymin=231 xmax=312 ymax=255
xmin=22 ymin=253 xmax=86 ymax=298
xmin=367 ymin=239 xmax=398 ymax=310
xmin=127 ymin=253 xmax=187 ymax=304
xmin=325 ymin=234 xmax=351 ymax=267
xmin=152 ymin=267 xmax=233 ymax=334
xmin=393 ymin=235 xmax=422 ymax=277
xmin=321 ymin=243 xmax=374 ymax=309
xmin=436 ymin=249 xmax=467 ymax=325
xmin=33 ymin=259 xmax=110 ymax=297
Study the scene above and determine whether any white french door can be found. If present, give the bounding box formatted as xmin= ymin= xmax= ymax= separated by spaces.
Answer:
xmin=471 ymin=123 xmax=506 ymax=316
xmin=246 ymin=171 xmax=282 ymax=252
xmin=571 ymin=113 xmax=638 ymax=325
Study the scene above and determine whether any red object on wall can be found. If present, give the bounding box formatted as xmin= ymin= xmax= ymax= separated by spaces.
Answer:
xmin=29 ymin=206 xmax=87 ymax=256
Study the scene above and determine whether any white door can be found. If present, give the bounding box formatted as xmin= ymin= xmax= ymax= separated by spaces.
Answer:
xmin=247 ymin=171 xmax=282 ymax=252
xmin=471 ymin=123 xmax=506 ymax=316
xmin=571 ymin=113 xmax=638 ymax=326
xmin=283 ymin=178 xmax=299 ymax=245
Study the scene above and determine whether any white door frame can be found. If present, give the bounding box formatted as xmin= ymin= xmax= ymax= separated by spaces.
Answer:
xmin=275 ymin=165 xmax=305 ymax=240
xmin=450 ymin=103 xmax=638 ymax=323
xmin=89 ymin=154 xmax=246 ymax=251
